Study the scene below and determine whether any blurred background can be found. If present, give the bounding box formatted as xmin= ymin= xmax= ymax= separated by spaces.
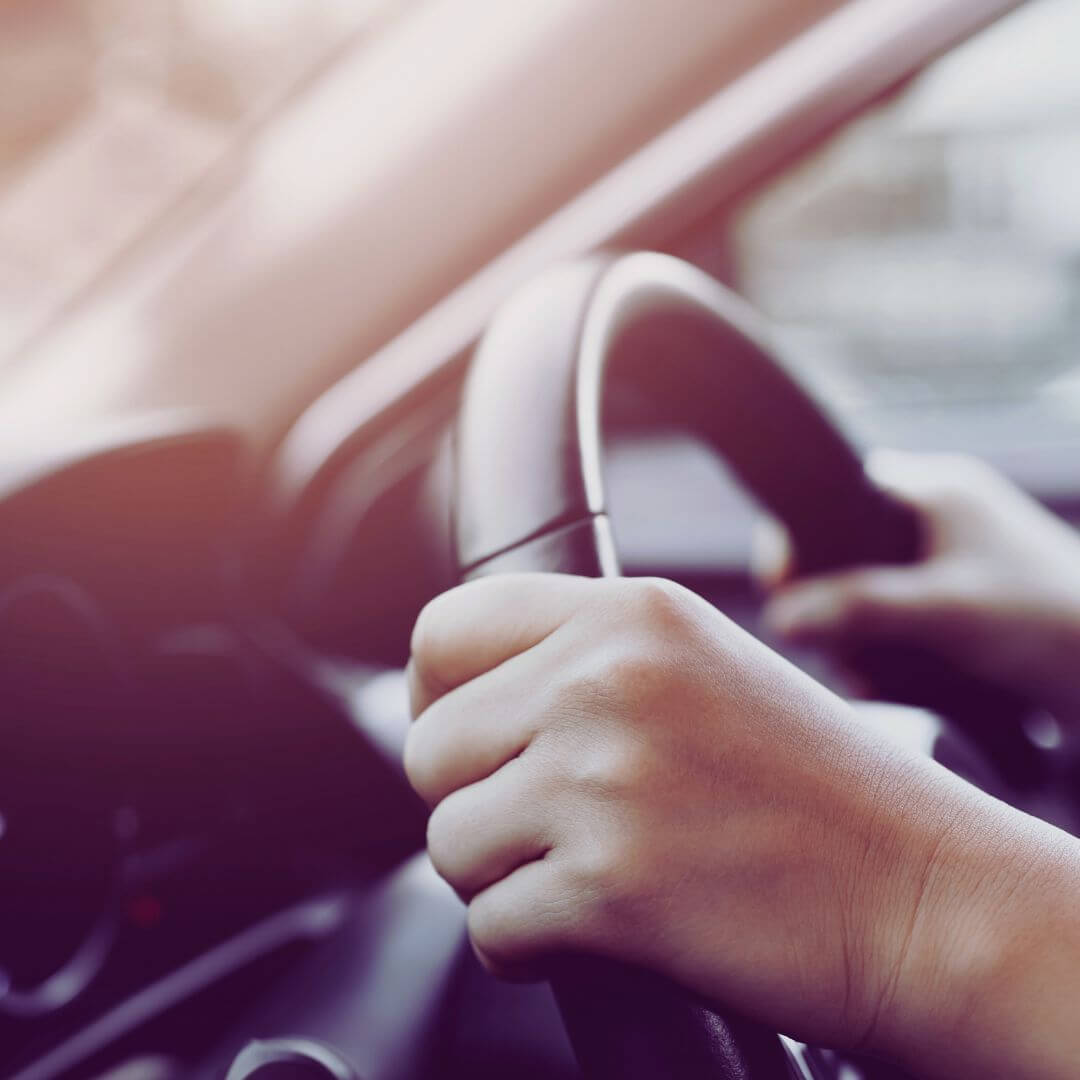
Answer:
xmin=0 ymin=0 xmax=1076 ymax=475
xmin=733 ymin=0 xmax=1080 ymax=485
xmin=0 ymin=0 xmax=407 ymax=368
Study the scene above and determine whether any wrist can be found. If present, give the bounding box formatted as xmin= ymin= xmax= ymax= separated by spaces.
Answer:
xmin=871 ymin=779 xmax=1080 ymax=1079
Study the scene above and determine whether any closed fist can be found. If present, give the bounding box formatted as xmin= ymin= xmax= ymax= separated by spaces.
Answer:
xmin=404 ymin=573 xmax=1007 ymax=1058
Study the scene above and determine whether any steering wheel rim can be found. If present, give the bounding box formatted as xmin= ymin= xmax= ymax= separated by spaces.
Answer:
xmin=456 ymin=252 xmax=923 ymax=582
xmin=452 ymin=251 xmax=1041 ymax=1079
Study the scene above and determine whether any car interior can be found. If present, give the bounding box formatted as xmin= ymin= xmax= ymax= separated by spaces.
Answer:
xmin=1 ymin=0 xmax=1078 ymax=1077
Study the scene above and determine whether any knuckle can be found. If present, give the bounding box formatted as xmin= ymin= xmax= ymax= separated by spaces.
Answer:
xmin=607 ymin=739 xmax=651 ymax=791
xmin=559 ymin=580 xmax=699 ymax=711
xmin=576 ymin=842 xmax=621 ymax=894
xmin=626 ymin=576 xmax=689 ymax=626
xmin=590 ymin=638 xmax=669 ymax=715
xmin=605 ymin=641 xmax=661 ymax=694
xmin=560 ymin=736 xmax=648 ymax=798
xmin=569 ymin=833 xmax=641 ymax=917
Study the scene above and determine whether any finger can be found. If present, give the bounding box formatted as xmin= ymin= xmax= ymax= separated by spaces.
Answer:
xmin=867 ymin=450 xmax=1038 ymax=556
xmin=467 ymin=856 xmax=587 ymax=979
xmin=863 ymin=448 xmax=970 ymax=504
xmin=404 ymin=635 xmax=560 ymax=805
xmin=866 ymin=448 xmax=1008 ymax=512
xmin=426 ymin=757 xmax=551 ymax=898
xmin=408 ymin=574 xmax=597 ymax=718
xmin=863 ymin=449 xmax=972 ymax=553
xmin=864 ymin=448 xmax=937 ymax=499
xmin=749 ymin=513 xmax=793 ymax=589
xmin=764 ymin=565 xmax=945 ymax=642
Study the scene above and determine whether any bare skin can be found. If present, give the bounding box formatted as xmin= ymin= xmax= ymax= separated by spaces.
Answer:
xmin=763 ymin=450 xmax=1080 ymax=716
xmin=404 ymin=454 xmax=1080 ymax=1079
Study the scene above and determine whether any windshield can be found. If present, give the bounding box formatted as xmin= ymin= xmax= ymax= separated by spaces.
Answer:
xmin=732 ymin=0 xmax=1080 ymax=493
xmin=0 ymin=0 xmax=410 ymax=368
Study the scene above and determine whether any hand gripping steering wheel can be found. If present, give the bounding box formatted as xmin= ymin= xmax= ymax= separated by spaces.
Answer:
xmin=452 ymin=252 xmax=1046 ymax=1079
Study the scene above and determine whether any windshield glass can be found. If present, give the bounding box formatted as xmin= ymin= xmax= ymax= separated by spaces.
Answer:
xmin=732 ymin=0 xmax=1080 ymax=492
xmin=0 ymin=0 xmax=410 ymax=367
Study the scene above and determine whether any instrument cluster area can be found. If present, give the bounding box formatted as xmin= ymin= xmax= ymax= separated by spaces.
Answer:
xmin=0 ymin=418 xmax=425 ymax=1079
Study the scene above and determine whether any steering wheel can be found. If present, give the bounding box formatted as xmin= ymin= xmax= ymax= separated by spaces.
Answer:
xmin=451 ymin=251 xmax=1047 ymax=1079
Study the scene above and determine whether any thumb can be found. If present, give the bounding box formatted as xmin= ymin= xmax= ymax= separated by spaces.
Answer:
xmin=763 ymin=565 xmax=945 ymax=643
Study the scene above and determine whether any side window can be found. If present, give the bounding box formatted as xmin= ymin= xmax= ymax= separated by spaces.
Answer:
xmin=730 ymin=0 xmax=1080 ymax=484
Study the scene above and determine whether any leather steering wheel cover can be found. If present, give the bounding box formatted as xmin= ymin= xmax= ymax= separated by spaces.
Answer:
xmin=456 ymin=251 xmax=919 ymax=579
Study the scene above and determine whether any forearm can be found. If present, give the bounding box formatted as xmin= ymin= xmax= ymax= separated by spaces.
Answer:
xmin=875 ymin=781 xmax=1080 ymax=1079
